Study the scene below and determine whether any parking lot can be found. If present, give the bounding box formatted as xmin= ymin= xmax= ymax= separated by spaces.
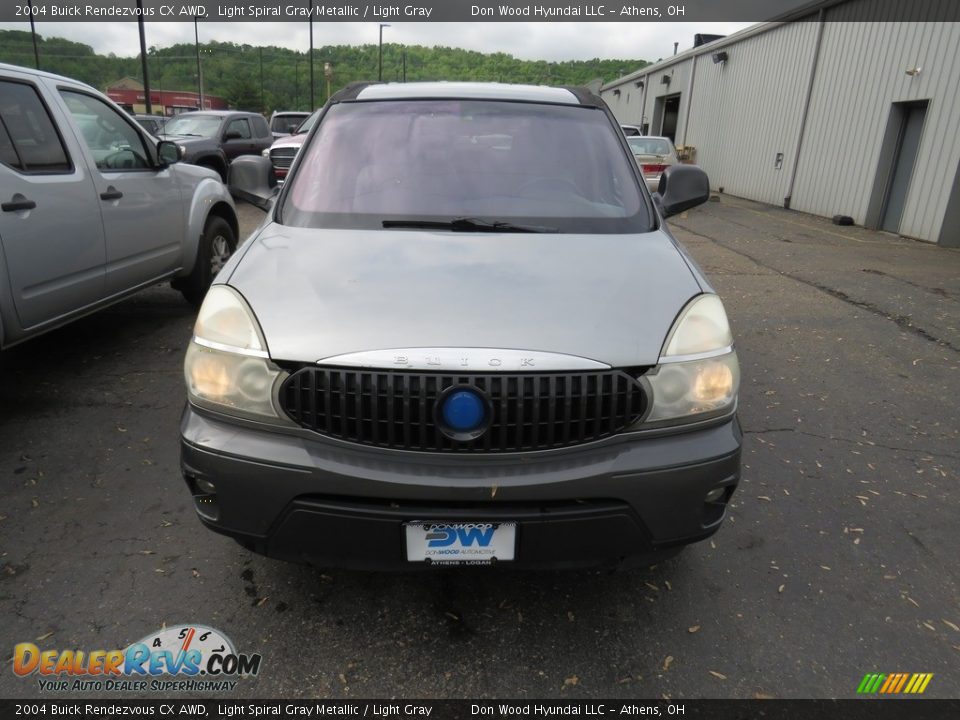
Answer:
xmin=1 ymin=196 xmax=958 ymax=699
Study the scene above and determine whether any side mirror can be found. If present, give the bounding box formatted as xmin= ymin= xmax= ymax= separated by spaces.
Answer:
xmin=223 ymin=130 xmax=243 ymax=141
xmin=157 ymin=140 xmax=181 ymax=166
xmin=653 ymin=164 xmax=710 ymax=218
xmin=227 ymin=155 xmax=278 ymax=209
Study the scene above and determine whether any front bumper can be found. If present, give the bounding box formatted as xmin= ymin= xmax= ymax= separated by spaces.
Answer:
xmin=180 ymin=405 xmax=741 ymax=569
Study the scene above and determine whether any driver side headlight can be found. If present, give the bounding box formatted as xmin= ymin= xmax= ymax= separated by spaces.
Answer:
xmin=642 ymin=294 xmax=739 ymax=425
xmin=184 ymin=285 xmax=288 ymax=423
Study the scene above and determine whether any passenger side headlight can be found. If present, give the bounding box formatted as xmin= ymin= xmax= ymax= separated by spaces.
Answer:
xmin=642 ymin=294 xmax=739 ymax=425
xmin=184 ymin=285 xmax=287 ymax=423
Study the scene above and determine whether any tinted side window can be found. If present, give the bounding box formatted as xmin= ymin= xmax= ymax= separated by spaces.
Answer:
xmin=226 ymin=118 xmax=251 ymax=139
xmin=59 ymin=90 xmax=151 ymax=171
xmin=251 ymin=115 xmax=270 ymax=137
xmin=0 ymin=80 xmax=71 ymax=173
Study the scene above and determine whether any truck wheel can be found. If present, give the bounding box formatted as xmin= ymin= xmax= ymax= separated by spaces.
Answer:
xmin=178 ymin=216 xmax=237 ymax=308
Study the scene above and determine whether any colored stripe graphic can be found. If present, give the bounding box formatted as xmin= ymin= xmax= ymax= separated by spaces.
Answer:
xmin=893 ymin=673 xmax=909 ymax=693
xmin=879 ymin=674 xmax=896 ymax=694
xmin=857 ymin=673 xmax=932 ymax=694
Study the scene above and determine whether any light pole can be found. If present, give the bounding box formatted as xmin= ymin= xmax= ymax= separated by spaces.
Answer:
xmin=378 ymin=23 xmax=390 ymax=82
xmin=194 ymin=16 xmax=203 ymax=109
xmin=27 ymin=0 xmax=40 ymax=69
xmin=136 ymin=0 xmax=151 ymax=113
xmin=308 ymin=0 xmax=315 ymax=109
xmin=324 ymin=62 xmax=333 ymax=103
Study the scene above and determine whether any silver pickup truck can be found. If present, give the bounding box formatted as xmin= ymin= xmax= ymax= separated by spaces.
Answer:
xmin=0 ymin=63 xmax=239 ymax=350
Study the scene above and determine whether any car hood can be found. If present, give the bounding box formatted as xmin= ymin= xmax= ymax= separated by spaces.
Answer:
xmin=224 ymin=225 xmax=703 ymax=367
xmin=269 ymin=133 xmax=307 ymax=151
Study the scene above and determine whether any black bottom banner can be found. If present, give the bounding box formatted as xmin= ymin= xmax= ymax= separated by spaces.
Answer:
xmin=2 ymin=699 xmax=959 ymax=720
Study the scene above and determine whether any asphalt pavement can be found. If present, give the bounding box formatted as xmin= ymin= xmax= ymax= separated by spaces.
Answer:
xmin=1 ymin=196 xmax=958 ymax=699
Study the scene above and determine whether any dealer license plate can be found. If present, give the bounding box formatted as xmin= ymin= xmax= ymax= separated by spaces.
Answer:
xmin=405 ymin=521 xmax=516 ymax=565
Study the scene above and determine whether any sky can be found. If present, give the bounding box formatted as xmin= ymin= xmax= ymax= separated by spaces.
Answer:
xmin=0 ymin=21 xmax=754 ymax=63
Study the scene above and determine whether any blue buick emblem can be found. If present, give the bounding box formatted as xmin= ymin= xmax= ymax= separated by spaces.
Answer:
xmin=442 ymin=390 xmax=486 ymax=432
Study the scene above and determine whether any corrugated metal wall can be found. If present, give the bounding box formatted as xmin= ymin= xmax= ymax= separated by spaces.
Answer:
xmin=684 ymin=21 xmax=820 ymax=207
xmin=645 ymin=60 xmax=693 ymax=138
xmin=600 ymin=0 xmax=960 ymax=244
xmin=792 ymin=5 xmax=960 ymax=242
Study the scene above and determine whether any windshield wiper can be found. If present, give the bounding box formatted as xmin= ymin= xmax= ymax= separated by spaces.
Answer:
xmin=382 ymin=217 xmax=558 ymax=233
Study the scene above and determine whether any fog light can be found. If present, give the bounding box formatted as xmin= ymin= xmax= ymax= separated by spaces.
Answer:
xmin=195 ymin=477 xmax=217 ymax=495
xmin=704 ymin=487 xmax=726 ymax=503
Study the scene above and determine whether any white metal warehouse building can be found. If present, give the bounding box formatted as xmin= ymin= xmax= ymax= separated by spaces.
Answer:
xmin=600 ymin=0 xmax=960 ymax=247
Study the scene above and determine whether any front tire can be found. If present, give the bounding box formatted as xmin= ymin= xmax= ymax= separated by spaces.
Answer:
xmin=178 ymin=216 xmax=237 ymax=307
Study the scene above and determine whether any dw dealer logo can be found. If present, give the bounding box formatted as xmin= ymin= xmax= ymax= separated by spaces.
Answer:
xmin=12 ymin=624 xmax=262 ymax=693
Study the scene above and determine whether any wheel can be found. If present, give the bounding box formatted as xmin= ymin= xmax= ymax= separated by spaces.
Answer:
xmin=178 ymin=216 xmax=237 ymax=307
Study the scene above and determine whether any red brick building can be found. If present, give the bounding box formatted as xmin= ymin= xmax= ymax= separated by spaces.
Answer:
xmin=106 ymin=77 xmax=227 ymax=115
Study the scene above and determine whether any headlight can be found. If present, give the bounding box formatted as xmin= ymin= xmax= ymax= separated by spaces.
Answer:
xmin=662 ymin=294 xmax=733 ymax=357
xmin=261 ymin=148 xmax=270 ymax=157
xmin=642 ymin=294 xmax=739 ymax=425
xmin=178 ymin=144 xmax=187 ymax=156
xmin=184 ymin=285 xmax=287 ymax=423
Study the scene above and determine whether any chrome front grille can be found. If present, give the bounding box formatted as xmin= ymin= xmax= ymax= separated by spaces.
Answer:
xmin=269 ymin=147 xmax=297 ymax=170
xmin=279 ymin=367 xmax=647 ymax=453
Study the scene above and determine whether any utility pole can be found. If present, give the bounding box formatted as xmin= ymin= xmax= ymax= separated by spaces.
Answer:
xmin=308 ymin=0 xmax=315 ymax=109
xmin=402 ymin=49 xmax=406 ymax=83
xmin=378 ymin=24 xmax=390 ymax=82
xmin=259 ymin=47 xmax=264 ymax=114
xmin=27 ymin=0 xmax=40 ymax=69
xmin=136 ymin=0 xmax=151 ymax=114
xmin=194 ymin=16 xmax=203 ymax=109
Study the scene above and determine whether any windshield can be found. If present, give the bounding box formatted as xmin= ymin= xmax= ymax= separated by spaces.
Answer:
xmin=271 ymin=113 xmax=309 ymax=134
xmin=162 ymin=114 xmax=221 ymax=138
xmin=281 ymin=100 xmax=650 ymax=233
xmin=294 ymin=110 xmax=321 ymax=135
xmin=628 ymin=137 xmax=673 ymax=156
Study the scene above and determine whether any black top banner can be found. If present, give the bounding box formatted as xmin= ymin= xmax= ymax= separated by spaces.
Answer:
xmin=3 ymin=700 xmax=960 ymax=719
xmin=3 ymin=0 xmax=960 ymax=23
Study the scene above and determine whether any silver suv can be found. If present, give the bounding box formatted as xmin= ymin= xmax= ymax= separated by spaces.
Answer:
xmin=0 ymin=63 xmax=239 ymax=350
xmin=182 ymin=82 xmax=741 ymax=570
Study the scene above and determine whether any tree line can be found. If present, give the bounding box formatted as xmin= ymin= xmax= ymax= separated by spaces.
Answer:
xmin=0 ymin=30 xmax=648 ymax=113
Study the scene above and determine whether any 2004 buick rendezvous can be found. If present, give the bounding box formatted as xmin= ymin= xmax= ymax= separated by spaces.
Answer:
xmin=180 ymin=82 xmax=741 ymax=569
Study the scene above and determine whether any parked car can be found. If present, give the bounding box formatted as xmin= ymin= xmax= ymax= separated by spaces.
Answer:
xmin=160 ymin=111 xmax=272 ymax=181
xmin=190 ymin=82 xmax=738 ymax=570
xmin=262 ymin=109 xmax=320 ymax=183
xmin=0 ymin=63 xmax=239 ymax=350
xmin=269 ymin=110 xmax=311 ymax=138
xmin=620 ymin=124 xmax=643 ymax=136
xmin=628 ymin=135 xmax=679 ymax=192
xmin=133 ymin=113 xmax=167 ymax=136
